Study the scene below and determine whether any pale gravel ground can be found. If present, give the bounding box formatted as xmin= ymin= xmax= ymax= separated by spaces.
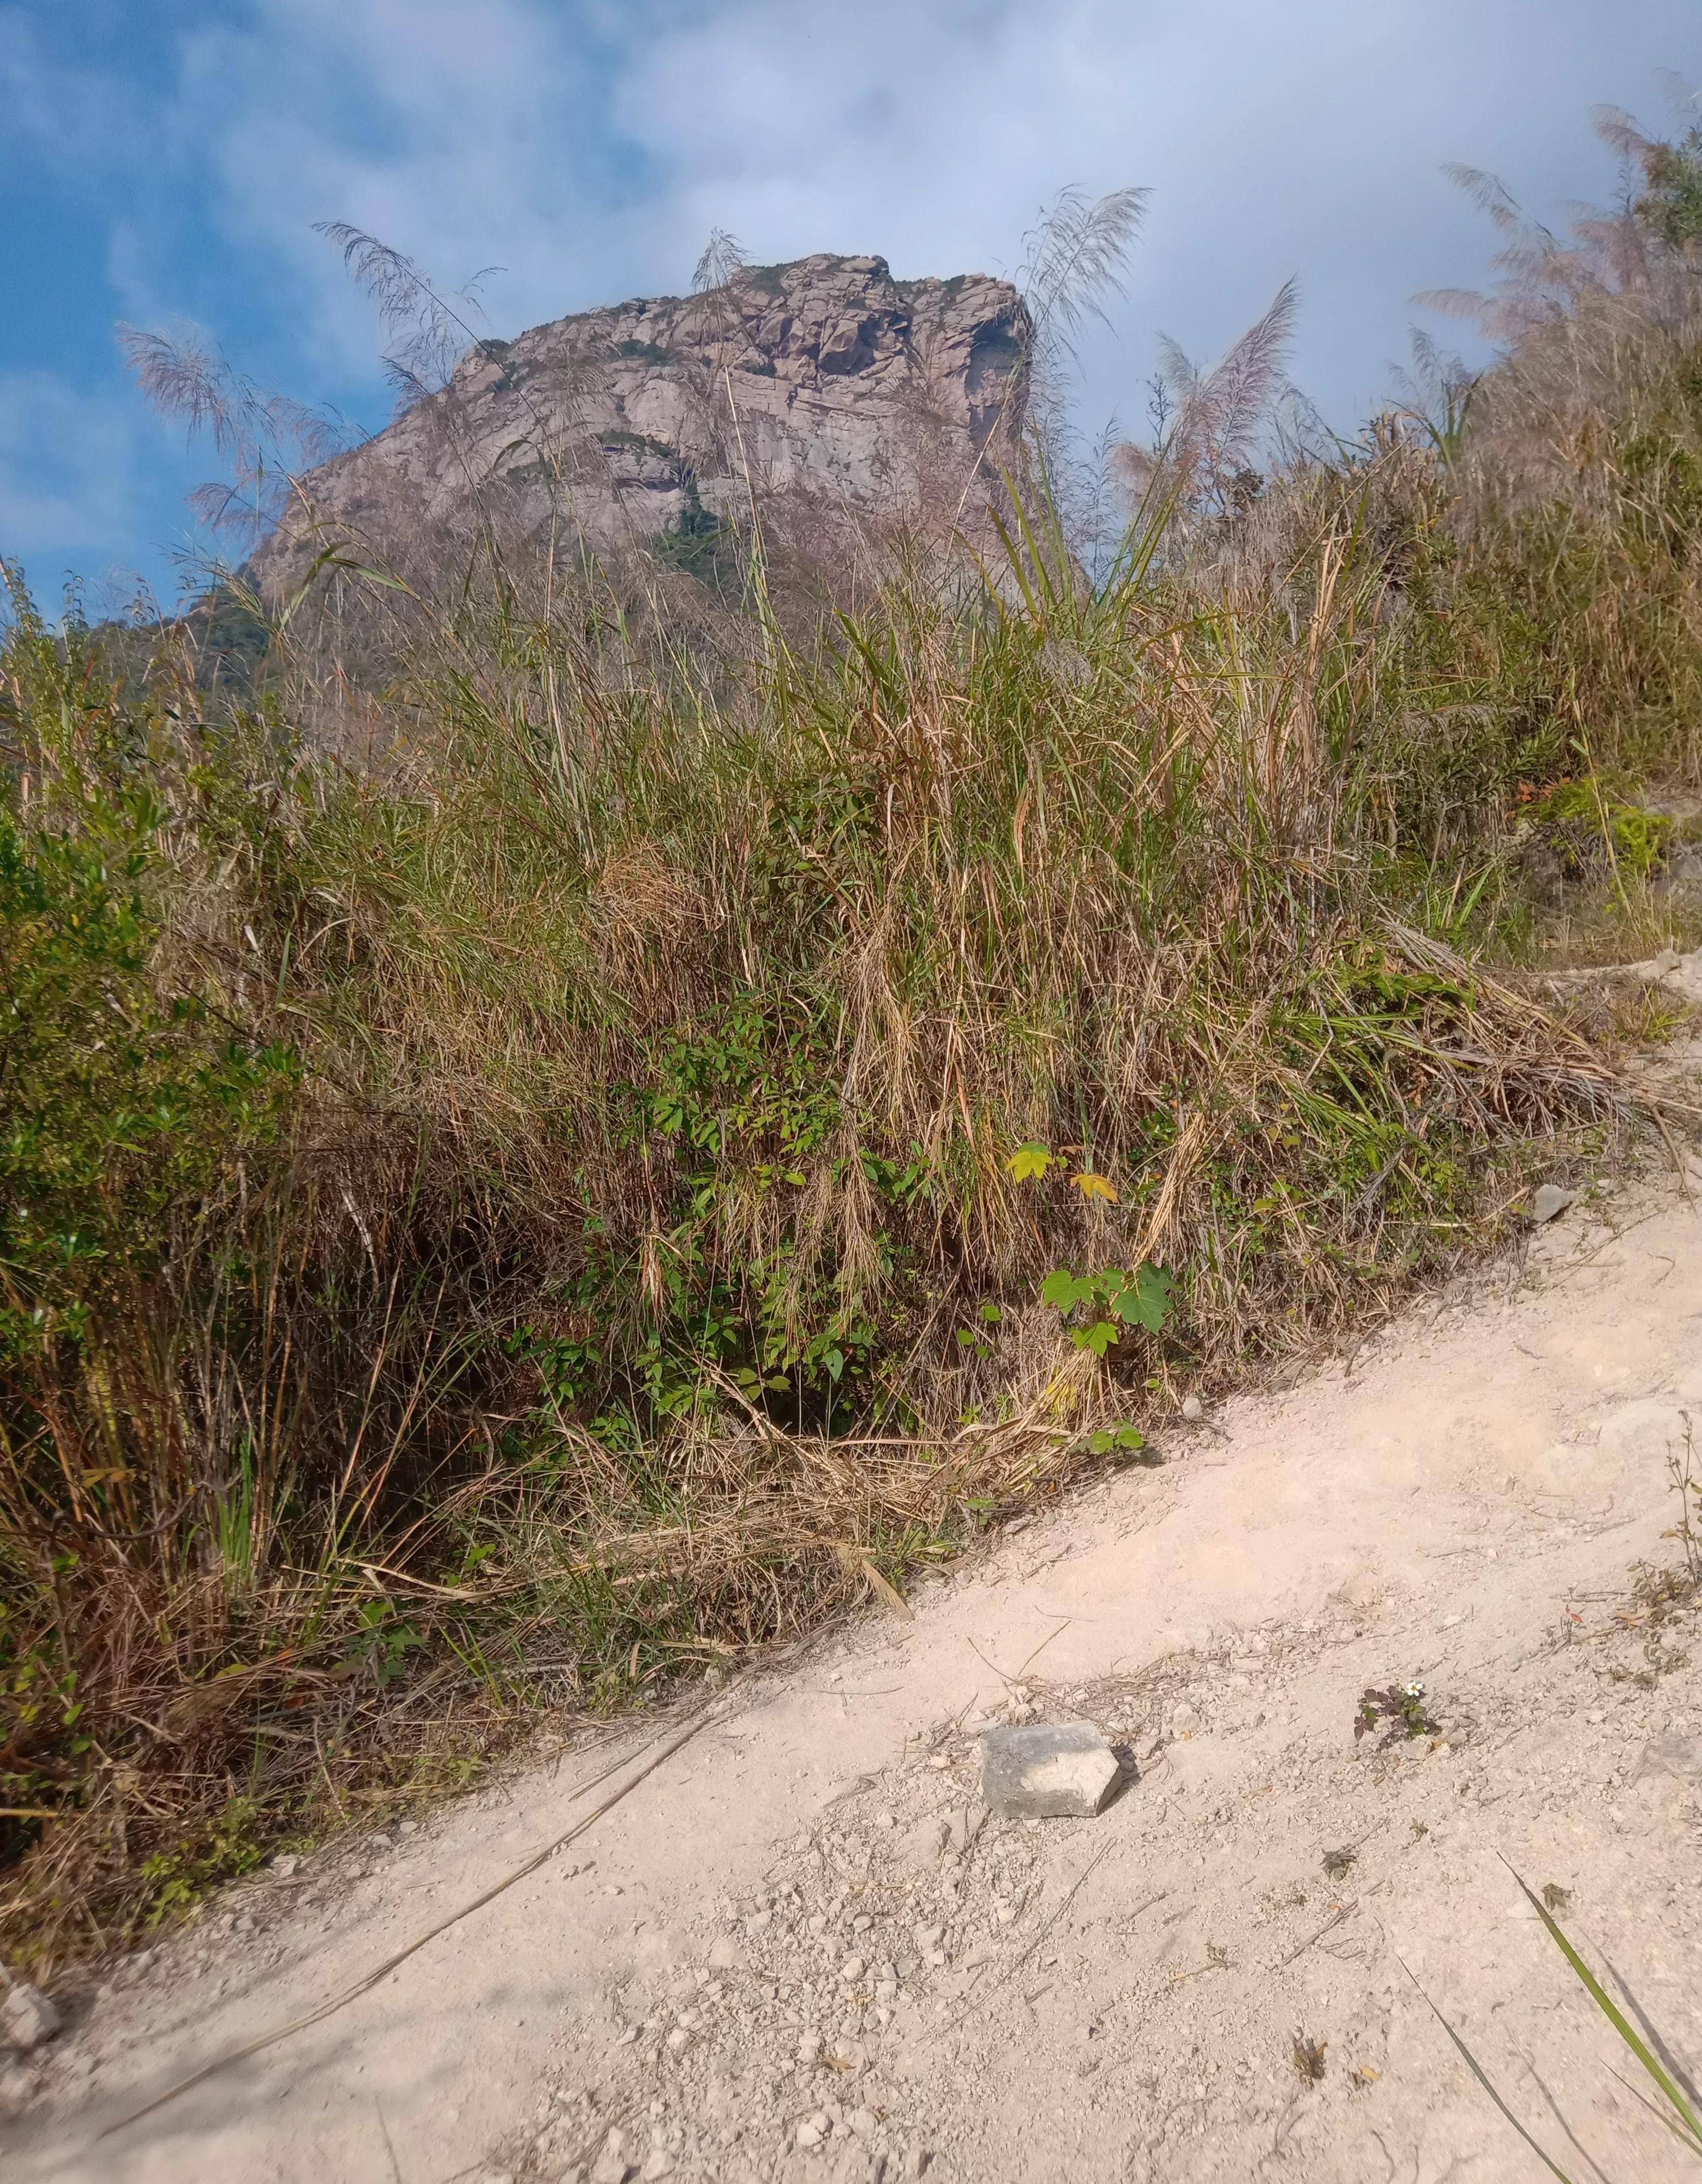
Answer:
xmin=7 ymin=1154 xmax=1702 ymax=2184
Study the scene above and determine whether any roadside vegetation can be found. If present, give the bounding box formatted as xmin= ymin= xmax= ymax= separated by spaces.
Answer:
xmin=2 ymin=110 xmax=1700 ymax=1974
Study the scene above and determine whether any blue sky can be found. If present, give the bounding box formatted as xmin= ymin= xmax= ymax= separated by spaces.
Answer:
xmin=2 ymin=1 xmax=1697 ymax=613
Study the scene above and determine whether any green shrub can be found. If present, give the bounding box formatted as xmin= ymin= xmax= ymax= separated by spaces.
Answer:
xmin=0 ymin=803 xmax=297 ymax=1366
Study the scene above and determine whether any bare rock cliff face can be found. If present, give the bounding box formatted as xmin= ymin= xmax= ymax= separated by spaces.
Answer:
xmin=255 ymin=254 xmax=1030 ymax=594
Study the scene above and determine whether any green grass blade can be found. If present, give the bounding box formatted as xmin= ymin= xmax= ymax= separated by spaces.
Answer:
xmin=1609 ymin=2066 xmax=1702 ymax=2163
xmin=1503 ymin=1861 xmax=1702 ymax=2152
xmin=1398 ymin=1954 xmax=1579 ymax=2184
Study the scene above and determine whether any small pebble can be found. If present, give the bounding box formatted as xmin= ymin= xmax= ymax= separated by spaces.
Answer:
xmin=1531 ymin=1182 xmax=1577 ymax=1225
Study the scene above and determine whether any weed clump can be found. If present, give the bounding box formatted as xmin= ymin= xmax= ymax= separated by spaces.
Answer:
xmin=1354 ymin=1682 xmax=1441 ymax=1749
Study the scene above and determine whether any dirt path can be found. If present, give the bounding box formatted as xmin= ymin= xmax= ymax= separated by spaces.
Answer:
xmin=9 ymin=1172 xmax=1702 ymax=2184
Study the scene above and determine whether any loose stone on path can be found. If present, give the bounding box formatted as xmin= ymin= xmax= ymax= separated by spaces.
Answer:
xmin=976 ymin=1720 xmax=1123 ymax=1818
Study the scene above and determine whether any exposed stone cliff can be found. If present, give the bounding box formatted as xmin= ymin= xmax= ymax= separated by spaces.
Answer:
xmin=254 ymin=254 xmax=1030 ymax=593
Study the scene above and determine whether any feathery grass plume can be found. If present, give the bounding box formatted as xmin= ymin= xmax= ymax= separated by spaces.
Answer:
xmin=1112 ymin=276 xmax=1299 ymax=517
xmin=1388 ymin=326 xmax=1479 ymax=464
xmin=692 ymin=227 xmax=748 ymax=296
xmin=1009 ymin=184 xmax=1147 ymax=557
xmin=118 ymin=322 xmax=346 ymax=547
xmin=314 ymin=221 xmax=502 ymax=409
xmin=263 ymin=223 xmax=643 ymax=682
xmin=1419 ymin=113 xmax=1700 ymax=355
xmin=1593 ymin=82 xmax=1702 ymax=253
xmin=1020 ymin=184 xmax=1148 ymax=362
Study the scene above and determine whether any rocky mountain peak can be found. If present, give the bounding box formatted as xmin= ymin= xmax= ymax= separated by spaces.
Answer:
xmin=254 ymin=253 xmax=1031 ymax=594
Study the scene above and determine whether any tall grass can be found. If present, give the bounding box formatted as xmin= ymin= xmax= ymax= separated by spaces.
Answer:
xmin=1409 ymin=1862 xmax=1702 ymax=2179
xmin=3 ymin=123 xmax=1700 ymax=1975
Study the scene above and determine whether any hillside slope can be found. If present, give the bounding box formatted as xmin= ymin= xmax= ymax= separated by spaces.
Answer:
xmin=14 ymin=1132 xmax=1702 ymax=2183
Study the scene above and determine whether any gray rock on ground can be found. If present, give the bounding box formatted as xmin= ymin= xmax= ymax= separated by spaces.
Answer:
xmin=976 ymin=1719 xmax=1122 ymax=1818
xmin=1635 ymin=1731 xmax=1702 ymax=1781
xmin=0 ymin=1981 xmax=61 ymax=2052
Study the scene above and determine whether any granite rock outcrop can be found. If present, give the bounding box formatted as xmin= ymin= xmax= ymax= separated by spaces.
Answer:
xmin=253 ymin=254 xmax=1030 ymax=593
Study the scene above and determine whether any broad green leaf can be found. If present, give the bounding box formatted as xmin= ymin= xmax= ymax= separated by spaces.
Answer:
xmin=1109 ymin=1262 xmax=1176 ymax=1333
xmin=1070 ymin=1319 xmax=1118 ymax=1358
xmin=1007 ymin=1142 xmax=1055 ymax=1182
xmin=1040 ymin=1269 xmax=1094 ymax=1312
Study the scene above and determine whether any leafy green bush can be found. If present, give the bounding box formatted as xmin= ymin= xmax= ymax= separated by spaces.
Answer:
xmin=0 ymin=803 xmax=297 ymax=1366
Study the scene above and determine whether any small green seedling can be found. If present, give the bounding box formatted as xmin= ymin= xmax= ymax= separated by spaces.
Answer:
xmin=955 ymin=1300 xmax=1005 ymax=1361
xmin=1354 ymin=1679 xmax=1439 ymax=1747
xmin=1083 ymin=1424 xmax=1147 ymax=1457
xmin=1040 ymin=1263 xmax=1176 ymax=1356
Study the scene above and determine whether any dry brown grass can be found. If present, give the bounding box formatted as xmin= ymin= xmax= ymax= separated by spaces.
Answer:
xmin=5 ymin=124 xmax=1702 ymax=1978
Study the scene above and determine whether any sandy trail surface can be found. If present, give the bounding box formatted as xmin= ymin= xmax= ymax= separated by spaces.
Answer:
xmin=8 ymin=1175 xmax=1702 ymax=2184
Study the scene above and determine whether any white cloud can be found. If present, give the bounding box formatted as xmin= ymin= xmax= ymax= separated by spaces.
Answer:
xmin=602 ymin=0 xmax=1692 ymax=427
xmin=173 ymin=0 xmax=640 ymax=373
xmin=0 ymin=374 xmax=140 ymax=560
xmin=8 ymin=0 xmax=1700 ymax=598
xmin=142 ymin=0 xmax=1698 ymax=437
